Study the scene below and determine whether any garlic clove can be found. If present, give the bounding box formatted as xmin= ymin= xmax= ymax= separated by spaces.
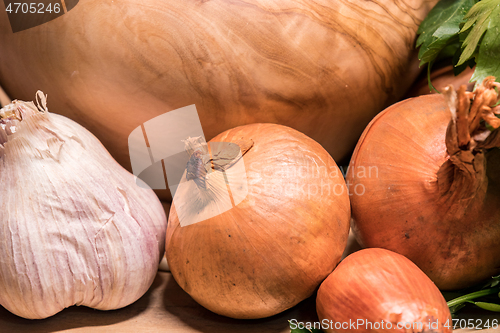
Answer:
xmin=0 ymin=92 xmax=167 ymax=319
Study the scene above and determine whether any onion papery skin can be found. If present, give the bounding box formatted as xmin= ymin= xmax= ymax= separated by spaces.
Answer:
xmin=0 ymin=0 xmax=438 ymax=180
xmin=347 ymin=94 xmax=500 ymax=290
xmin=316 ymin=248 xmax=452 ymax=333
xmin=166 ymin=123 xmax=350 ymax=319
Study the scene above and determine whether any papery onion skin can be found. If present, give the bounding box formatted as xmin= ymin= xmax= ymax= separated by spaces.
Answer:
xmin=317 ymin=248 xmax=452 ymax=333
xmin=166 ymin=123 xmax=350 ymax=319
xmin=0 ymin=0 xmax=438 ymax=184
xmin=0 ymin=98 xmax=167 ymax=319
xmin=347 ymin=94 xmax=500 ymax=290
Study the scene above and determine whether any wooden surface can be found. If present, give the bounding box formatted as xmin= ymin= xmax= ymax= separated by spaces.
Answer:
xmin=0 ymin=232 xmax=498 ymax=332
xmin=0 ymin=270 xmax=318 ymax=333
xmin=0 ymin=270 xmax=498 ymax=333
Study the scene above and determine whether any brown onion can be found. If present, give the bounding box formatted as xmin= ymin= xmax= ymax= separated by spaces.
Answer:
xmin=166 ymin=123 xmax=350 ymax=319
xmin=317 ymin=248 xmax=452 ymax=333
xmin=0 ymin=0 xmax=438 ymax=185
xmin=347 ymin=78 xmax=500 ymax=290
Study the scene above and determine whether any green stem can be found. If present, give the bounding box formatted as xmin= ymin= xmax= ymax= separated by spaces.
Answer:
xmin=447 ymin=287 xmax=500 ymax=308
xmin=427 ymin=62 xmax=440 ymax=94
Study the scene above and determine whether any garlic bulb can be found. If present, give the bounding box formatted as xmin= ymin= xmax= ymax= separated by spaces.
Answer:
xmin=0 ymin=92 xmax=167 ymax=319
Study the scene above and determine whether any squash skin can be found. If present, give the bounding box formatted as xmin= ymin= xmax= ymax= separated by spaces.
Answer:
xmin=0 ymin=0 xmax=438 ymax=193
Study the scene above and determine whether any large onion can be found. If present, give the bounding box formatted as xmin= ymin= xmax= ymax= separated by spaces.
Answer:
xmin=166 ymin=123 xmax=350 ymax=319
xmin=347 ymin=78 xmax=500 ymax=290
xmin=0 ymin=0 xmax=438 ymax=182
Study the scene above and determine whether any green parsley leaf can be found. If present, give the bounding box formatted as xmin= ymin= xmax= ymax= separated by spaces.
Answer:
xmin=449 ymin=302 xmax=467 ymax=315
xmin=290 ymin=328 xmax=323 ymax=333
xmin=472 ymin=301 xmax=500 ymax=312
xmin=417 ymin=0 xmax=500 ymax=89
xmin=485 ymin=275 xmax=500 ymax=288
xmin=446 ymin=286 xmax=500 ymax=315
xmin=290 ymin=327 xmax=323 ymax=333
xmin=458 ymin=0 xmax=500 ymax=84
xmin=416 ymin=0 xmax=476 ymax=67
xmin=458 ymin=0 xmax=497 ymax=64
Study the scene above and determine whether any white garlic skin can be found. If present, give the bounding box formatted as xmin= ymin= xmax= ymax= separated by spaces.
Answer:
xmin=0 ymin=99 xmax=167 ymax=319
